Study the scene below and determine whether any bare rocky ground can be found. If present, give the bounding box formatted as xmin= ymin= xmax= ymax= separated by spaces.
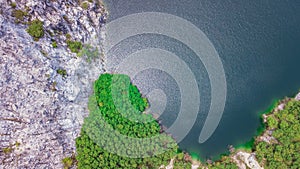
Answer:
xmin=0 ymin=0 xmax=107 ymax=168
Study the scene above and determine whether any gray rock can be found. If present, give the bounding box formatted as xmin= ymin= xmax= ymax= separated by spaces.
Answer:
xmin=0 ymin=0 xmax=107 ymax=168
xmin=295 ymin=92 xmax=300 ymax=101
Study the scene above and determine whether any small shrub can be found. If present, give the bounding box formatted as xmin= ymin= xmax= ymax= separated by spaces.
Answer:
xmin=15 ymin=142 xmax=21 ymax=147
xmin=3 ymin=147 xmax=13 ymax=154
xmin=25 ymin=6 xmax=31 ymax=12
xmin=62 ymin=157 xmax=74 ymax=169
xmin=57 ymin=69 xmax=67 ymax=77
xmin=81 ymin=2 xmax=89 ymax=10
xmin=65 ymin=33 xmax=71 ymax=40
xmin=62 ymin=15 xmax=72 ymax=24
xmin=52 ymin=41 xmax=57 ymax=48
xmin=67 ymin=40 xmax=82 ymax=54
xmin=10 ymin=2 xmax=17 ymax=8
xmin=27 ymin=20 xmax=44 ymax=41
xmin=12 ymin=10 xmax=27 ymax=23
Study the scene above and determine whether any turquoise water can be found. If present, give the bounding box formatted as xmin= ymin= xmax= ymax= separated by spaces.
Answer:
xmin=104 ymin=0 xmax=300 ymax=160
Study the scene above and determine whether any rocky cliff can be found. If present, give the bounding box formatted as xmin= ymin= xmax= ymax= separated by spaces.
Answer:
xmin=0 ymin=0 xmax=107 ymax=168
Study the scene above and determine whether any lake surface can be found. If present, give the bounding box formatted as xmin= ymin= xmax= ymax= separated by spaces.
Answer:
xmin=103 ymin=0 xmax=300 ymax=160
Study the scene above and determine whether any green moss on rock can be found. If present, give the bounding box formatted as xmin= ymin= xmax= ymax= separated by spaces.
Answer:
xmin=81 ymin=2 xmax=89 ymax=10
xmin=2 ymin=147 xmax=13 ymax=154
xmin=62 ymin=156 xmax=75 ymax=169
xmin=26 ymin=20 xmax=44 ymax=41
xmin=67 ymin=40 xmax=82 ymax=54
xmin=52 ymin=41 xmax=58 ymax=48
xmin=57 ymin=69 xmax=67 ymax=77
xmin=12 ymin=9 xmax=28 ymax=23
xmin=10 ymin=2 xmax=17 ymax=8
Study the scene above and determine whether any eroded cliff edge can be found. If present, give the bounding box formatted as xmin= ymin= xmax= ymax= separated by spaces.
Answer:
xmin=0 ymin=0 xmax=107 ymax=168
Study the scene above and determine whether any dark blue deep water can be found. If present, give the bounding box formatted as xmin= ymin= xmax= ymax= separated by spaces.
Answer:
xmin=104 ymin=0 xmax=300 ymax=160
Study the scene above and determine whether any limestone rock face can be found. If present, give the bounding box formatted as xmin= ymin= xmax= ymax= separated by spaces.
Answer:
xmin=0 ymin=0 xmax=107 ymax=168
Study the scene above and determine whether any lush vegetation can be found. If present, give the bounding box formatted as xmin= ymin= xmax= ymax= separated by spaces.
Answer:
xmin=204 ymin=98 xmax=300 ymax=169
xmin=207 ymin=156 xmax=238 ymax=169
xmin=172 ymin=152 xmax=193 ymax=169
xmin=26 ymin=20 xmax=44 ymax=41
xmin=67 ymin=40 xmax=82 ymax=54
xmin=75 ymin=74 xmax=182 ymax=168
xmin=75 ymin=73 xmax=300 ymax=168
xmin=254 ymin=99 xmax=300 ymax=168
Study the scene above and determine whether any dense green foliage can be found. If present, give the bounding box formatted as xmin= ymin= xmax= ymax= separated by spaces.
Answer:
xmin=76 ymin=74 xmax=179 ymax=168
xmin=93 ymin=74 xmax=161 ymax=137
xmin=26 ymin=20 xmax=44 ymax=41
xmin=208 ymin=156 xmax=238 ymax=169
xmin=206 ymin=99 xmax=300 ymax=169
xmin=254 ymin=100 xmax=300 ymax=168
xmin=67 ymin=40 xmax=82 ymax=54
xmin=75 ymin=73 xmax=300 ymax=168
xmin=172 ymin=152 xmax=193 ymax=169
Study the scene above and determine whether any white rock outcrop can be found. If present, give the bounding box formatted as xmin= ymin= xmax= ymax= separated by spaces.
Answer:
xmin=0 ymin=0 xmax=107 ymax=168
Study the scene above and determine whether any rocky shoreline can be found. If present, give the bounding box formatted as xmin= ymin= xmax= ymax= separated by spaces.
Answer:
xmin=228 ymin=91 xmax=300 ymax=169
xmin=0 ymin=0 xmax=107 ymax=168
xmin=1 ymin=1 xmax=300 ymax=168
